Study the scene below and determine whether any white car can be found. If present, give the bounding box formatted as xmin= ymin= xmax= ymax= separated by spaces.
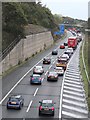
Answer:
xmin=61 ymin=54 xmax=69 ymax=60
xmin=33 ymin=66 xmax=44 ymax=74
xmin=55 ymin=67 xmax=64 ymax=76
xmin=67 ymin=48 xmax=74 ymax=54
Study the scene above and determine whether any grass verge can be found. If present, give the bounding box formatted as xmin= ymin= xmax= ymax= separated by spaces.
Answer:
xmin=79 ymin=35 xmax=90 ymax=111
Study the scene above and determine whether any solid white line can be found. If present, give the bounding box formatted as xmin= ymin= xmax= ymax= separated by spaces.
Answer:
xmin=45 ymin=71 xmax=48 ymax=76
xmin=42 ymin=78 xmax=44 ymax=82
xmin=49 ymin=65 xmax=52 ymax=69
xmin=53 ymin=61 xmax=55 ymax=64
xmin=33 ymin=88 xmax=39 ymax=97
xmin=26 ymin=100 xmax=33 ymax=113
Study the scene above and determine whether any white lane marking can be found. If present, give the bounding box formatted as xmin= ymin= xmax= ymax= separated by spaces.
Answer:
xmin=59 ymin=46 xmax=77 ymax=118
xmin=33 ymin=88 xmax=39 ymax=97
xmin=53 ymin=61 xmax=55 ymax=64
xmin=63 ymin=89 xmax=84 ymax=97
xmin=26 ymin=100 xmax=33 ymax=112
xmin=62 ymin=111 xmax=87 ymax=118
xmin=64 ymin=86 xmax=83 ymax=92
xmin=62 ymin=104 xmax=88 ymax=114
xmin=42 ymin=78 xmax=44 ymax=82
xmin=63 ymin=94 xmax=85 ymax=101
xmin=63 ymin=99 xmax=86 ymax=107
xmin=0 ymin=51 xmax=52 ymax=104
xmin=45 ymin=71 xmax=48 ymax=76
xmin=64 ymin=79 xmax=81 ymax=85
xmin=64 ymin=82 xmax=82 ymax=88
xmin=49 ymin=65 xmax=52 ymax=69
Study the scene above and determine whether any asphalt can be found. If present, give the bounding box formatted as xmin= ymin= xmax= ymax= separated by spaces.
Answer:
xmin=1 ymin=31 xmax=72 ymax=119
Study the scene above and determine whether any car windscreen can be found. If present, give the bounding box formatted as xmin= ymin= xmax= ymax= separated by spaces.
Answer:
xmin=42 ymin=103 xmax=53 ymax=107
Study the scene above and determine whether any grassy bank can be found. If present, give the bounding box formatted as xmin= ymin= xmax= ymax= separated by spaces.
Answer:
xmin=80 ymin=34 xmax=90 ymax=111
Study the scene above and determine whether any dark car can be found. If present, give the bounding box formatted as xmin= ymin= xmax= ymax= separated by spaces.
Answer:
xmin=52 ymin=50 xmax=58 ymax=55
xmin=47 ymin=72 xmax=58 ymax=81
xmin=30 ymin=74 xmax=42 ymax=85
xmin=64 ymin=42 xmax=68 ymax=46
xmin=43 ymin=57 xmax=51 ymax=64
xmin=7 ymin=95 xmax=24 ymax=110
xmin=39 ymin=100 xmax=55 ymax=116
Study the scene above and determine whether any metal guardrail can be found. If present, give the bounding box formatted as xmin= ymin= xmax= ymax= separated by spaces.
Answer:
xmin=82 ymin=39 xmax=90 ymax=85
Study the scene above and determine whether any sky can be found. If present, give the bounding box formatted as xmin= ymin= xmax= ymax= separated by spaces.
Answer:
xmin=41 ymin=0 xmax=90 ymax=21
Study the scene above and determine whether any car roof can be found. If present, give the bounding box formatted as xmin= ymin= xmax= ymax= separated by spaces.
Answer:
xmin=62 ymin=54 xmax=69 ymax=57
xmin=10 ymin=95 xmax=21 ymax=99
xmin=49 ymin=71 xmax=57 ymax=74
xmin=68 ymin=36 xmax=77 ymax=39
xmin=42 ymin=100 xmax=53 ymax=103
xmin=35 ymin=66 xmax=42 ymax=68
xmin=55 ymin=67 xmax=63 ymax=70
xmin=32 ymin=74 xmax=40 ymax=77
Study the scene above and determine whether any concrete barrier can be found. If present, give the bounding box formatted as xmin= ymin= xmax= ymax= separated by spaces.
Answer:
xmin=2 ymin=31 xmax=53 ymax=73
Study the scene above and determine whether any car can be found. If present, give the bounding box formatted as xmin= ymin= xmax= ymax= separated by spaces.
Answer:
xmin=64 ymin=42 xmax=68 ymax=46
xmin=43 ymin=57 xmax=51 ymax=64
xmin=64 ymin=50 xmax=72 ymax=58
xmin=54 ymin=67 xmax=64 ymax=76
xmin=39 ymin=100 xmax=55 ymax=116
xmin=57 ymin=56 xmax=68 ymax=63
xmin=52 ymin=50 xmax=58 ymax=55
xmin=47 ymin=71 xmax=58 ymax=81
xmin=67 ymin=47 xmax=74 ymax=54
xmin=30 ymin=74 xmax=42 ymax=85
xmin=7 ymin=95 xmax=24 ymax=110
xmin=60 ymin=44 xmax=65 ymax=49
xmin=61 ymin=54 xmax=69 ymax=60
xmin=33 ymin=66 xmax=44 ymax=74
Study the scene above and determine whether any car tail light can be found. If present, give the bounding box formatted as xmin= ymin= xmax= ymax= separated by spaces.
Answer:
xmin=39 ymin=106 xmax=42 ymax=110
xmin=51 ymin=107 xmax=54 ymax=111
xmin=55 ymin=76 xmax=57 ymax=78
xmin=39 ymin=78 xmax=42 ymax=80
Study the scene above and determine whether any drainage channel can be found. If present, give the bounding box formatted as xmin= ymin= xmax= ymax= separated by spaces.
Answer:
xmin=61 ymin=42 xmax=88 ymax=119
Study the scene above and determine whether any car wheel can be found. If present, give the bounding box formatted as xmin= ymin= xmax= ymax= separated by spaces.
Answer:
xmin=7 ymin=106 xmax=9 ymax=109
xmin=39 ymin=111 xmax=41 ymax=116
xmin=39 ymin=83 xmax=41 ymax=85
xmin=52 ymin=111 xmax=54 ymax=116
xmin=22 ymin=103 xmax=24 ymax=107
xmin=19 ymin=105 xmax=22 ymax=110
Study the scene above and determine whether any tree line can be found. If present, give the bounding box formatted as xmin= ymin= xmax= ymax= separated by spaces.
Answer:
xmin=2 ymin=2 xmax=87 ymax=52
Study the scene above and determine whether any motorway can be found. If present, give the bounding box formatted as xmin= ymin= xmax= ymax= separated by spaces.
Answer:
xmin=1 ymin=31 xmax=72 ymax=119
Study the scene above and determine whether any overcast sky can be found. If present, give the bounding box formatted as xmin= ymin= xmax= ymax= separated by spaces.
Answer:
xmin=41 ymin=0 xmax=89 ymax=21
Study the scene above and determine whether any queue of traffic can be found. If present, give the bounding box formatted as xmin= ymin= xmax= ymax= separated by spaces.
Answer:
xmin=6 ymin=29 xmax=82 ymax=116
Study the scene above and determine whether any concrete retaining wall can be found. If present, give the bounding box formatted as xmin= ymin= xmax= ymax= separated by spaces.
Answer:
xmin=2 ymin=31 xmax=53 ymax=73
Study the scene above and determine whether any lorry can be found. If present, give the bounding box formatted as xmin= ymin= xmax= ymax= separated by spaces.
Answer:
xmin=68 ymin=36 xmax=77 ymax=50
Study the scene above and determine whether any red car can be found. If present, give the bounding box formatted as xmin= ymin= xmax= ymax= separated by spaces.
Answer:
xmin=60 ymin=44 xmax=65 ymax=49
